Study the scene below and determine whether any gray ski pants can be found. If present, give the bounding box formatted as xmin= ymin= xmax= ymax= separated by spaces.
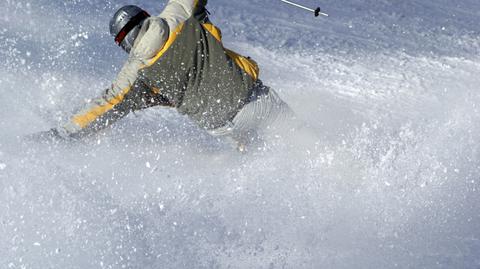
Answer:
xmin=208 ymin=82 xmax=296 ymax=143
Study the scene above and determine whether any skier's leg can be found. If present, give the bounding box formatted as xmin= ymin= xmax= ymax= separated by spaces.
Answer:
xmin=223 ymin=82 xmax=296 ymax=148
xmin=244 ymin=83 xmax=321 ymax=151
xmin=208 ymin=80 xmax=317 ymax=151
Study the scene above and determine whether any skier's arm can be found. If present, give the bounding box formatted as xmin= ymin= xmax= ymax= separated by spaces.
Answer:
xmin=159 ymin=0 xmax=208 ymax=30
xmin=57 ymin=59 xmax=151 ymax=138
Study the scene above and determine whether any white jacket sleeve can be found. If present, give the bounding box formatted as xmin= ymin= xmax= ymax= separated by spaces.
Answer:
xmin=58 ymin=57 xmax=145 ymax=136
xmin=159 ymin=0 xmax=206 ymax=32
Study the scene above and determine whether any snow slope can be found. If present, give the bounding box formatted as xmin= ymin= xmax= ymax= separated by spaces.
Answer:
xmin=1 ymin=0 xmax=480 ymax=268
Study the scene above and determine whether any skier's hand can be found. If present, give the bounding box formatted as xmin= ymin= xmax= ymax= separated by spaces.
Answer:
xmin=24 ymin=128 xmax=68 ymax=143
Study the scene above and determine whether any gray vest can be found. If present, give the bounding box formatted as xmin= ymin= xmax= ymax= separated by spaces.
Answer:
xmin=138 ymin=17 xmax=257 ymax=130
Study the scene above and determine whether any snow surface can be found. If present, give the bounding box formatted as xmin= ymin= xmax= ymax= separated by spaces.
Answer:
xmin=1 ymin=0 xmax=480 ymax=268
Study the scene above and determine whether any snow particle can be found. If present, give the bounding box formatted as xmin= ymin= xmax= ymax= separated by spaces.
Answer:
xmin=0 ymin=163 xmax=6 ymax=170
xmin=110 ymin=208 xmax=118 ymax=215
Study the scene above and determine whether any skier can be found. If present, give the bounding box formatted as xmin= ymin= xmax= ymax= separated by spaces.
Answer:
xmin=38 ymin=0 xmax=294 ymax=148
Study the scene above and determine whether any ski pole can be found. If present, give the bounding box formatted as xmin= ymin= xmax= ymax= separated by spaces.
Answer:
xmin=280 ymin=0 xmax=328 ymax=17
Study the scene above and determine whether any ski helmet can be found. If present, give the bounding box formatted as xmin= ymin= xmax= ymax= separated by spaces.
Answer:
xmin=109 ymin=5 xmax=150 ymax=53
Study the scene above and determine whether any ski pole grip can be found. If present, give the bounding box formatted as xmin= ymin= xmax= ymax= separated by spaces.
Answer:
xmin=314 ymin=7 xmax=321 ymax=17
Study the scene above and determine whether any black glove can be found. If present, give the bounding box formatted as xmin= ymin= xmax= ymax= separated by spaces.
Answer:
xmin=25 ymin=128 xmax=68 ymax=143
